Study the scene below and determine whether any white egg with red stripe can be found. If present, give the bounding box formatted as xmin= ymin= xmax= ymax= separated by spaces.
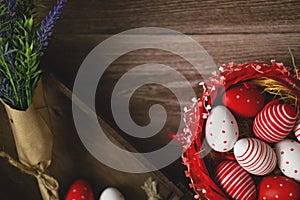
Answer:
xmin=234 ymin=138 xmax=277 ymax=175
xmin=215 ymin=161 xmax=257 ymax=200
xmin=275 ymin=139 xmax=300 ymax=182
xmin=253 ymin=104 xmax=297 ymax=143
xmin=293 ymin=118 xmax=300 ymax=142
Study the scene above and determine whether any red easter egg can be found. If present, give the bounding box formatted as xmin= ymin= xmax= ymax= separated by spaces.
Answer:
xmin=222 ymin=85 xmax=265 ymax=118
xmin=253 ymin=104 xmax=297 ymax=143
xmin=65 ymin=179 xmax=94 ymax=200
xmin=258 ymin=176 xmax=300 ymax=200
xmin=215 ymin=160 xmax=257 ymax=200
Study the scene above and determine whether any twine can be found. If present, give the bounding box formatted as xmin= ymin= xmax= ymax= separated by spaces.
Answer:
xmin=0 ymin=151 xmax=59 ymax=200
xmin=141 ymin=177 xmax=163 ymax=200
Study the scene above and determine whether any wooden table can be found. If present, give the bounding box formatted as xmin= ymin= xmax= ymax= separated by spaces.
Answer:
xmin=0 ymin=0 xmax=300 ymax=199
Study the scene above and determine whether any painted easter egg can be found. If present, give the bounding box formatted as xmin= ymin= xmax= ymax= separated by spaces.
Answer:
xmin=222 ymin=85 xmax=265 ymax=118
xmin=205 ymin=105 xmax=239 ymax=152
xmin=99 ymin=187 xmax=125 ymax=200
xmin=65 ymin=180 xmax=94 ymax=200
xmin=258 ymin=176 xmax=300 ymax=200
xmin=293 ymin=118 xmax=300 ymax=142
xmin=215 ymin=160 xmax=256 ymax=200
xmin=234 ymin=138 xmax=277 ymax=175
xmin=275 ymin=139 xmax=300 ymax=182
xmin=253 ymin=104 xmax=297 ymax=143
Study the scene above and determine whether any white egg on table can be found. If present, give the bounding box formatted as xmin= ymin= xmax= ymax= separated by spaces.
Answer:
xmin=99 ymin=187 xmax=125 ymax=200
xmin=234 ymin=138 xmax=277 ymax=175
xmin=205 ymin=105 xmax=239 ymax=152
xmin=275 ymin=139 xmax=300 ymax=182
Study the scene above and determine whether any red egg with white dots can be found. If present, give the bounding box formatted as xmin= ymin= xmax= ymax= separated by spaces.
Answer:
xmin=215 ymin=160 xmax=257 ymax=200
xmin=222 ymin=85 xmax=265 ymax=118
xmin=275 ymin=139 xmax=300 ymax=182
xmin=65 ymin=179 xmax=94 ymax=200
xmin=253 ymin=104 xmax=297 ymax=143
xmin=258 ymin=176 xmax=300 ymax=200
xmin=234 ymin=138 xmax=277 ymax=176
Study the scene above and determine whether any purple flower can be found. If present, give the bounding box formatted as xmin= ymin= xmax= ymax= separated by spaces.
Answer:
xmin=36 ymin=0 xmax=67 ymax=52
xmin=6 ymin=0 xmax=16 ymax=16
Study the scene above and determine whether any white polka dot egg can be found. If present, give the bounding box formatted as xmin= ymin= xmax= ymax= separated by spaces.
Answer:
xmin=258 ymin=176 xmax=300 ymax=200
xmin=275 ymin=139 xmax=300 ymax=182
xmin=205 ymin=105 xmax=239 ymax=152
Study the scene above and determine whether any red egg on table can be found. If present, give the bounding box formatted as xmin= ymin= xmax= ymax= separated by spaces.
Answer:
xmin=222 ymin=85 xmax=265 ymax=118
xmin=65 ymin=179 xmax=94 ymax=200
xmin=258 ymin=176 xmax=300 ymax=200
xmin=234 ymin=138 xmax=277 ymax=176
xmin=253 ymin=104 xmax=297 ymax=143
xmin=215 ymin=160 xmax=257 ymax=200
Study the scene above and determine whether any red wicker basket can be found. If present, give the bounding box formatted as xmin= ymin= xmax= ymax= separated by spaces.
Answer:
xmin=181 ymin=62 xmax=300 ymax=199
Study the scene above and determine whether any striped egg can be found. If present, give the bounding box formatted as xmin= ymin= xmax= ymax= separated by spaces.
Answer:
xmin=293 ymin=118 xmax=300 ymax=142
xmin=234 ymin=138 xmax=277 ymax=175
xmin=253 ymin=104 xmax=297 ymax=143
xmin=215 ymin=161 xmax=257 ymax=200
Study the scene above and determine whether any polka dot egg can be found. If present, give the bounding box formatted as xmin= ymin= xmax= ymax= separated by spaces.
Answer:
xmin=275 ymin=139 xmax=300 ymax=182
xmin=205 ymin=105 xmax=239 ymax=152
xmin=65 ymin=179 xmax=94 ymax=200
xmin=258 ymin=176 xmax=300 ymax=200
xmin=222 ymin=84 xmax=265 ymax=118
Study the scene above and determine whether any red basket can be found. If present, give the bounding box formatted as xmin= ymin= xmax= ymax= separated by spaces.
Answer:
xmin=181 ymin=62 xmax=300 ymax=199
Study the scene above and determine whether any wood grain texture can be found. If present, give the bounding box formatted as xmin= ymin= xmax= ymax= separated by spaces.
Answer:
xmin=40 ymin=0 xmax=300 ymax=34
xmin=1 ymin=0 xmax=300 ymax=199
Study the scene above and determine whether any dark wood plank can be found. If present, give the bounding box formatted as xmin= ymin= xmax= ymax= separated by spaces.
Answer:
xmin=41 ymin=32 xmax=300 ymax=154
xmin=39 ymin=0 xmax=300 ymax=34
xmin=43 ymin=33 xmax=300 ymax=89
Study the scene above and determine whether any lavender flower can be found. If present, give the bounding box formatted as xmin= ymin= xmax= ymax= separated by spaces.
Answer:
xmin=6 ymin=0 xmax=16 ymax=16
xmin=36 ymin=0 xmax=67 ymax=52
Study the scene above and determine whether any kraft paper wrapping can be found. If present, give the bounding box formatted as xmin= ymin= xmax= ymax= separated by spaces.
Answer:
xmin=2 ymin=80 xmax=59 ymax=200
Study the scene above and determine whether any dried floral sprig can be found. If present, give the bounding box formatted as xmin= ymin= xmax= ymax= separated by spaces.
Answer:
xmin=0 ymin=0 xmax=67 ymax=110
